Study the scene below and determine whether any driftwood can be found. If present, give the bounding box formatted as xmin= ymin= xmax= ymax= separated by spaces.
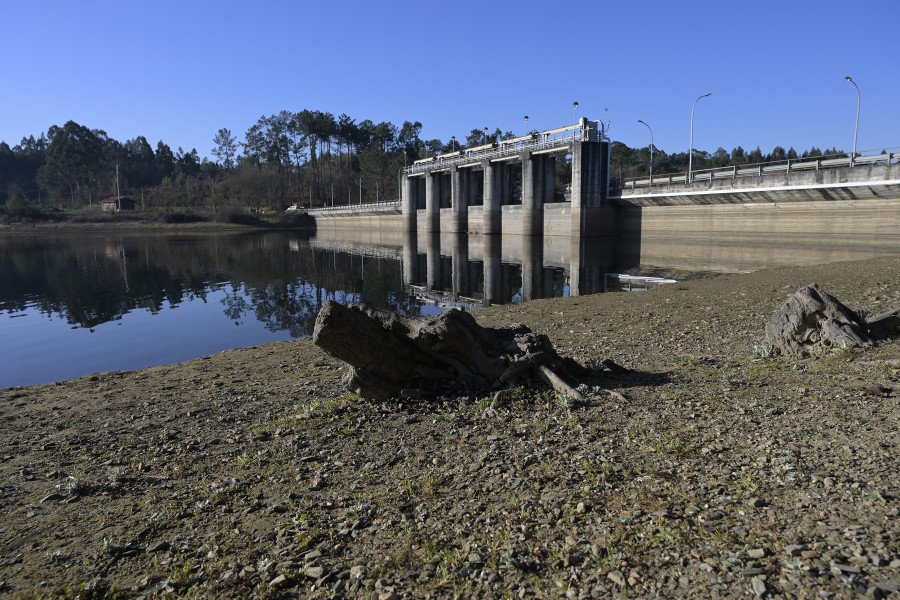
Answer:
xmin=764 ymin=283 xmax=900 ymax=358
xmin=764 ymin=284 xmax=869 ymax=358
xmin=312 ymin=300 xmax=587 ymax=401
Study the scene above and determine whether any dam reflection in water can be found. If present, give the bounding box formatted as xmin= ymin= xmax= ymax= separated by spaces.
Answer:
xmin=396 ymin=232 xmax=615 ymax=309
xmin=4 ymin=224 xmax=899 ymax=388
xmin=311 ymin=230 xmax=685 ymax=312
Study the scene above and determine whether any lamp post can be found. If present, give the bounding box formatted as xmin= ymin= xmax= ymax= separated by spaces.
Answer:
xmin=637 ymin=119 xmax=654 ymax=184
xmin=451 ymin=136 xmax=456 ymax=152
xmin=688 ymin=92 xmax=711 ymax=183
xmin=844 ymin=76 xmax=860 ymax=166
xmin=483 ymin=127 xmax=489 ymax=145
xmin=573 ymin=102 xmax=579 ymax=124
xmin=524 ymin=115 xmax=529 ymax=136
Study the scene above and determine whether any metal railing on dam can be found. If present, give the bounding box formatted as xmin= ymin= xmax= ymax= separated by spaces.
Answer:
xmin=308 ymin=201 xmax=400 ymax=216
xmin=403 ymin=120 xmax=609 ymax=176
xmin=618 ymin=147 xmax=900 ymax=189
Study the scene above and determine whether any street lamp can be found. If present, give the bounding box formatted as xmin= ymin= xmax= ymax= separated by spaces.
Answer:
xmin=524 ymin=115 xmax=529 ymax=136
xmin=573 ymin=102 xmax=579 ymax=124
xmin=451 ymin=136 xmax=456 ymax=152
xmin=637 ymin=119 xmax=654 ymax=184
xmin=845 ymin=76 xmax=860 ymax=166
xmin=484 ymin=126 xmax=489 ymax=145
xmin=688 ymin=92 xmax=711 ymax=183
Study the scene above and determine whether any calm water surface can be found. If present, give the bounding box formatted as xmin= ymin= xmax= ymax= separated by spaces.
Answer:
xmin=2 ymin=228 xmax=898 ymax=388
xmin=1 ymin=231 xmax=576 ymax=388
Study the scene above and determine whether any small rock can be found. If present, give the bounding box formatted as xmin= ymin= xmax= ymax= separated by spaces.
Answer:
xmin=576 ymin=502 xmax=589 ymax=514
xmin=147 ymin=540 xmax=171 ymax=553
xmin=269 ymin=574 xmax=293 ymax=589
xmin=350 ymin=565 xmax=366 ymax=578
xmin=830 ymin=563 xmax=861 ymax=575
xmin=304 ymin=565 xmax=325 ymax=579
xmin=863 ymin=384 xmax=892 ymax=397
xmin=751 ymin=577 xmax=768 ymax=597
xmin=784 ymin=544 xmax=805 ymax=557
xmin=304 ymin=550 xmax=322 ymax=562
xmin=607 ymin=570 xmax=626 ymax=587
xmin=747 ymin=548 xmax=767 ymax=559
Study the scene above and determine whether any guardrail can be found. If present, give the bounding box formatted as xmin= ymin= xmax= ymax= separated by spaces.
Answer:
xmin=618 ymin=148 xmax=900 ymax=190
xmin=403 ymin=121 xmax=609 ymax=176
xmin=308 ymin=201 xmax=401 ymax=215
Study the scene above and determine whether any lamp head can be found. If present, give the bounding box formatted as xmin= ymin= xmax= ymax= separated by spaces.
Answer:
xmin=845 ymin=76 xmax=852 ymax=81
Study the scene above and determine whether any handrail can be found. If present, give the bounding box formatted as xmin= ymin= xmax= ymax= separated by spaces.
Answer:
xmin=617 ymin=147 xmax=900 ymax=190
xmin=308 ymin=200 xmax=401 ymax=214
xmin=403 ymin=120 xmax=609 ymax=176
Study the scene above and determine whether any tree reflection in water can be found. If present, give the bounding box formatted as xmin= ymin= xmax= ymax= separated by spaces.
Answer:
xmin=0 ymin=231 xmax=415 ymax=336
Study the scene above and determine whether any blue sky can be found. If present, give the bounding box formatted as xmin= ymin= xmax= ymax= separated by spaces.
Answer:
xmin=3 ymin=0 xmax=898 ymax=162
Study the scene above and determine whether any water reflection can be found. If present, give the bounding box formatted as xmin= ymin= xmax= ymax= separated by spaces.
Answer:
xmin=392 ymin=231 xmax=614 ymax=309
xmin=4 ymin=221 xmax=900 ymax=388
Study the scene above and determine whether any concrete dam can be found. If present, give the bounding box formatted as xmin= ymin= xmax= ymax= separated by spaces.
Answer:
xmin=310 ymin=119 xmax=900 ymax=283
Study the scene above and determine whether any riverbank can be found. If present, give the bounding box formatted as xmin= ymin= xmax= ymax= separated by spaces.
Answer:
xmin=0 ymin=208 xmax=314 ymax=234
xmin=2 ymin=257 xmax=899 ymax=599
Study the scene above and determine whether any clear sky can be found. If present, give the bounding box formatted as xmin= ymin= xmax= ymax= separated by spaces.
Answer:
xmin=3 ymin=0 xmax=898 ymax=162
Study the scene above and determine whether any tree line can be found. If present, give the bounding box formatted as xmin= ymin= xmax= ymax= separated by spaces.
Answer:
xmin=0 ymin=110 xmax=848 ymax=214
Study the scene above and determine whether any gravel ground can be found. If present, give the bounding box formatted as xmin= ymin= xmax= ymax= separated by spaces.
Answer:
xmin=1 ymin=256 xmax=899 ymax=599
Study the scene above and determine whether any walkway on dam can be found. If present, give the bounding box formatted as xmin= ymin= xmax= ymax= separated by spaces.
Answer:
xmin=618 ymin=147 xmax=900 ymax=189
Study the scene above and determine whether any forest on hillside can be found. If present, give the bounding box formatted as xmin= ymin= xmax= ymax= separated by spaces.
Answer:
xmin=0 ymin=110 xmax=847 ymax=216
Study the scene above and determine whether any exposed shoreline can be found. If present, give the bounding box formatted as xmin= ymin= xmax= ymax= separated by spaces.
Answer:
xmin=2 ymin=257 xmax=899 ymax=599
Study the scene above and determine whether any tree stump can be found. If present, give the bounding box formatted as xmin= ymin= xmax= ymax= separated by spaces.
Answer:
xmin=312 ymin=300 xmax=587 ymax=401
xmin=764 ymin=284 xmax=869 ymax=358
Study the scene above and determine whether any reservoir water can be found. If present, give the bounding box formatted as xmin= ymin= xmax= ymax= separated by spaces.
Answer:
xmin=2 ymin=228 xmax=899 ymax=388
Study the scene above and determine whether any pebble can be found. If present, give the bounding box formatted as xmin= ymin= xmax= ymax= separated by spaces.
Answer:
xmin=147 ymin=540 xmax=170 ymax=553
xmin=304 ymin=565 xmax=325 ymax=579
xmin=751 ymin=577 xmax=768 ymax=597
xmin=269 ymin=574 xmax=293 ymax=589
xmin=747 ymin=548 xmax=767 ymax=559
xmin=607 ymin=570 xmax=626 ymax=587
xmin=350 ymin=565 xmax=366 ymax=578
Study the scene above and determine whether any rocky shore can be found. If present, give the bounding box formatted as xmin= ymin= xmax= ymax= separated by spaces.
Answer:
xmin=2 ymin=257 xmax=899 ymax=599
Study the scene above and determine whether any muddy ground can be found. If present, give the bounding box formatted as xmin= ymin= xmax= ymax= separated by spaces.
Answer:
xmin=2 ymin=257 xmax=899 ymax=599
